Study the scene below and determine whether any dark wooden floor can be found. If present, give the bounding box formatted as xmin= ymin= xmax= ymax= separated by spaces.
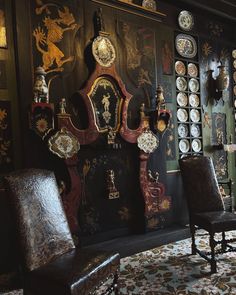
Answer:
xmin=84 ymin=224 xmax=190 ymax=258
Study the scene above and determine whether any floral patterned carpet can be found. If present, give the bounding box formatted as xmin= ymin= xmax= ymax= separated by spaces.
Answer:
xmin=1 ymin=230 xmax=236 ymax=295
xmin=116 ymin=231 xmax=236 ymax=295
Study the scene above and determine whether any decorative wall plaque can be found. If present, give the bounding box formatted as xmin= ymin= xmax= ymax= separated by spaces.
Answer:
xmin=48 ymin=128 xmax=80 ymax=159
xmin=175 ymin=34 xmax=197 ymax=58
xmin=29 ymin=102 xmax=54 ymax=137
xmin=88 ymin=77 xmax=122 ymax=132
xmin=92 ymin=36 xmax=116 ymax=67
xmin=178 ymin=10 xmax=194 ymax=31
xmin=137 ymin=129 xmax=159 ymax=153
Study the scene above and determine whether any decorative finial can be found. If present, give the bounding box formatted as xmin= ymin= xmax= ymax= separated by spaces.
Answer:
xmin=59 ymin=98 xmax=67 ymax=114
xmin=156 ymin=85 xmax=165 ymax=110
xmin=95 ymin=8 xmax=105 ymax=33
xmin=33 ymin=66 xmax=49 ymax=103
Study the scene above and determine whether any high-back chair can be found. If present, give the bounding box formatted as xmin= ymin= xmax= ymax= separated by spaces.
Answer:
xmin=179 ymin=155 xmax=236 ymax=273
xmin=4 ymin=169 xmax=120 ymax=295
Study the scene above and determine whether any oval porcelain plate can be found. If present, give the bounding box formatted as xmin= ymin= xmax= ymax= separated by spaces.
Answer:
xmin=175 ymin=34 xmax=197 ymax=59
xmin=176 ymin=77 xmax=187 ymax=91
xmin=232 ymin=49 xmax=236 ymax=59
xmin=190 ymin=124 xmax=200 ymax=137
xmin=177 ymin=92 xmax=188 ymax=107
xmin=178 ymin=123 xmax=189 ymax=137
xmin=233 ymin=72 xmax=236 ymax=83
xmin=177 ymin=108 xmax=188 ymax=122
xmin=189 ymin=78 xmax=199 ymax=93
xmin=175 ymin=60 xmax=186 ymax=75
xmin=178 ymin=10 xmax=194 ymax=31
xmin=191 ymin=138 xmax=202 ymax=152
xmin=190 ymin=109 xmax=200 ymax=122
xmin=189 ymin=93 xmax=200 ymax=107
xmin=188 ymin=63 xmax=198 ymax=77
xmin=179 ymin=139 xmax=190 ymax=153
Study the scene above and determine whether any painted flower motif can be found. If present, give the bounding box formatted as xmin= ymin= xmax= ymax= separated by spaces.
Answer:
xmin=160 ymin=199 xmax=170 ymax=210
xmin=36 ymin=118 xmax=48 ymax=133
xmin=220 ymin=48 xmax=229 ymax=61
xmin=118 ymin=206 xmax=130 ymax=221
xmin=202 ymin=42 xmax=212 ymax=57
xmin=0 ymin=108 xmax=7 ymax=121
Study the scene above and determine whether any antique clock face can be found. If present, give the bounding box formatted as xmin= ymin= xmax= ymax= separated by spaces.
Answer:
xmin=178 ymin=10 xmax=194 ymax=31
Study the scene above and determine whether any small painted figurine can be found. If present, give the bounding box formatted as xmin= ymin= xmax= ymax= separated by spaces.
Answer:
xmin=106 ymin=169 xmax=120 ymax=199
xmin=59 ymin=98 xmax=67 ymax=114
xmin=33 ymin=66 xmax=49 ymax=103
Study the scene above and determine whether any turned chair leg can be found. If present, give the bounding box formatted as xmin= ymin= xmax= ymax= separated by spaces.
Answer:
xmin=190 ymin=224 xmax=197 ymax=255
xmin=221 ymin=231 xmax=226 ymax=252
xmin=210 ymin=232 xmax=217 ymax=273
xmin=114 ymin=271 xmax=119 ymax=295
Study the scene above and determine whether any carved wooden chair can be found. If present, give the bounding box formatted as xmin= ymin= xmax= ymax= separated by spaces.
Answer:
xmin=179 ymin=155 xmax=236 ymax=273
xmin=4 ymin=169 xmax=120 ymax=295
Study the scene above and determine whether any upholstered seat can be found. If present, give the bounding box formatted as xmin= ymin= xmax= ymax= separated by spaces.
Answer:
xmin=193 ymin=211 xmax=236 ymax=232
xmin=25 ymin=249 xmax=119 ymax=295
xmin=4 ymin=169 xmax=120 ymax=295
xmin=179 ymin=155 xmax=236 ymax=273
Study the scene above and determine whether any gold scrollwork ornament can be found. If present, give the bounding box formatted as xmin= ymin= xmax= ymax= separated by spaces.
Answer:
xmin=92 ymin=36 xmax=116 ymax=67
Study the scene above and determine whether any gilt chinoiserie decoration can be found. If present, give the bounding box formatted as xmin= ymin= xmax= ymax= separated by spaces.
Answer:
xmin=29 ymin=7 xmax=171 ymax=234
xmin=33 ymin=1 xmax=79 ymax=74
xmin=87 ymin=77 xmax=123 ymax=133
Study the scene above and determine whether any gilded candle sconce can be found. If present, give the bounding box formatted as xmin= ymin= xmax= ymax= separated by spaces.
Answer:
xmin=155 ymin=85 xmax=170 ymax=134
xmin=207 ymin=62 xmax=229 ymax=104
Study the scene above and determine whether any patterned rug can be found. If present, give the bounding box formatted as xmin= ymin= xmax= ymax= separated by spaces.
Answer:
xmin=1 ymin=230 xmax=236 ymax=295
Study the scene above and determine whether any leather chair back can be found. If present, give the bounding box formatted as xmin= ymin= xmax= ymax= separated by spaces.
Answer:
xmin=179 ymin=156 xmax=224 ymax=214
xmin=5 ymin=169 xmax=75 ymax=272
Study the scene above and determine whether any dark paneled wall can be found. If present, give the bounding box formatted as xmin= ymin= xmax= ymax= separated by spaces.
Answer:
xmin=0 ymin=0 xmax=235 ymax=277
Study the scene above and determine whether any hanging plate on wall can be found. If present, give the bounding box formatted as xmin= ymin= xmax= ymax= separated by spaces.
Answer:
xmin=175 ymin=34 xmax=197 ymax=59
xmin=188 ymin=63 xmax=198 ymax=77
xmin=48 ymin=128 xmax=80 ymax=159
xmin=190 ymin=124 xmax=201 ymax=137
xmin=177 ymin=108 xmax=188 ymax=122
xmin=192 ymin=138 xmax=202 ymax=152
xmin=177 ymin=92 xmax=188 ymax=107
xmin=92 ymin=36 xmax=116 ymax=67
xmin=175 ymin=60 xmax=186 ymax=76
xmin=178 ymin=123 xmax=189 ymax=137
xmin=178 ymin=10 xmax=194 ymax=31
xmin=179 ymin=138 xmax=190 ymax=153
xmin=189 ymin=93 xmax=200 ymax=107
xmin=189 ymin=78 xmax=199 ymax=93
xmin=137 ymin=129 xmax=159 ymax=153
